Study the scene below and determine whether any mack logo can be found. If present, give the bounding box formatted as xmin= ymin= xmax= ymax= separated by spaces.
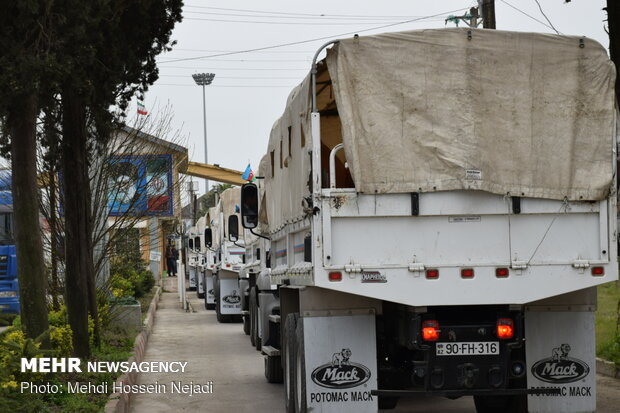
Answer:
xmin=207 ymin=289 xmax=214 ymax=296
xmin=360 ymin=272 xmax=386 ymax=283
xmin=531 ymin=344 xmax=590 ymax=384
xmin=222 ymin=290 xmax=241 ymax=304
xmin=311 ymin=348 xmax=371 ymax=389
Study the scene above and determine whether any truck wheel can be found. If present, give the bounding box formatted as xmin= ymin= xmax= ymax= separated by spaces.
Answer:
xmin=294 ymin=316 xmax=307 ymax=413
xmin=250 ymin=287 xmax=258 ymax=347
xmin=264 ymin=354 xmax=283 ymax=383
xmin=378 ymin=396 xmax=399 ymax=409
xmin=243 ymin=315 xmax=250 ymax=335
xmin=474 ymin=395 xmax=527 ymax=413
xmin=215 ymin=278 xmax=224 ymax=323
xmin=283 ymin=313 xmax=298 ymax=413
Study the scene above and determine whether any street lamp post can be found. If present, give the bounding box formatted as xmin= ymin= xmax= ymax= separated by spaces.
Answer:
xmin=192 ymin=72 xmax=215 ymax=194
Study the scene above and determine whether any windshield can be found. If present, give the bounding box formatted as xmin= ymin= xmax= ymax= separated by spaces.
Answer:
xmin=0 ymin=212 xmax=14 ymax=245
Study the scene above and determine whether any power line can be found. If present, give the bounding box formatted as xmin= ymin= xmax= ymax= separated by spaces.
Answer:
xmin=499 ymin=0 xmax=558 ymax=32
xmin=532 ymin=0 xmax=561 ymax=34
xmin=183 ymin=4 xmax=436 ymax=19
xmin=171 ymin=48 xmax=313 ymax=54
xmin=184 ymin=10 xmax=423 ymax=21
xmin=183 ymin=17 xmax=446 ymax=25
xmin=157 ymin=57 xmax=311 ymax=63
xmin=159 ymin=74 xmax=302 ymax=80
xmin=153 ymin=83 xmax=296 ymax=88
xmin=159 ymin=66 xmax=308 ymax=71
xmin=159 ymin=7 xmax=469 ymax=64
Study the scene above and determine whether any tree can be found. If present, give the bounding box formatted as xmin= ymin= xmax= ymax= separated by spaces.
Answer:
xmin=42 ymin=0 xmax=183 ymax=357
xmin=606 ymin=1 xmax=620 ymax=103
xmin=0 ymin=1 xmax=52 ymax=342
xmin=605 ymin=0 xmax=620 ymax=350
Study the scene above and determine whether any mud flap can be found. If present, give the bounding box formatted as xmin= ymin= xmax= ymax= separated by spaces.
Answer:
xmin=197 ymin=272 xmax=205 ymax=295
xmin=206 ymin=274 xmax=215 ymax=305
xmin=219 ymin=278 xmax=242 ymax=315
xmin=302 ymin=313 xmax=378 ymax=413
xmin=188 ymin=266 xmax=197 ymax=289
xmin=526 ymin=311 xmax=596 ymax=413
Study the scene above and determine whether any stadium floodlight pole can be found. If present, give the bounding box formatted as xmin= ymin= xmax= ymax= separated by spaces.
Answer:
xmin=192 ymin=72 xmax=216 ymax=193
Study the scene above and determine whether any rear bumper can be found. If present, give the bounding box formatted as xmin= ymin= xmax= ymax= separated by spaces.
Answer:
xmin=371 ymin=387 xmax=558 ymax=398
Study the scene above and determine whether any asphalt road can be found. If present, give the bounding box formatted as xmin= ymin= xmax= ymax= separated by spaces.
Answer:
xmin=131 ymin=281 xmax=620 ymax=413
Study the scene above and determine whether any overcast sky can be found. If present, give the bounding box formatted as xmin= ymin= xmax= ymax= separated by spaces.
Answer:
xmin=135 ymin=0 xmax=610 ymax=195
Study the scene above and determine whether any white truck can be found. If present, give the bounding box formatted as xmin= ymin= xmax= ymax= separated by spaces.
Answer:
xmin=202 ymin=206 xmax=220 ymax=310
xmin=238 ymin=28 xmax=619 ymax=413
xmin=237 ymin=163 xmax=278 ymax=351
xmin=184 ymin=226 xmax=200 ymax=291
xmin=211 ymin=187 xmax=245 ymax=323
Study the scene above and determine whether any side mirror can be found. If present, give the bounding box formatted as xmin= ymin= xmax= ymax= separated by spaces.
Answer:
xmin=194 ymin=236 xmax=201 ymax=251
xmin=205 ymin=228 xmax=212 ymax=247
xmin=188 ymin=238 xmax=194 ymax=250
xmin=241 ymin=183 xmax=259 ymax=229
xmin=228 ymin=215 xmax=239 ymax=242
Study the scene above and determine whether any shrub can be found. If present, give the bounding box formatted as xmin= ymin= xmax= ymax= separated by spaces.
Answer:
xmin=50 ymin=325 xmax=73 ymax=357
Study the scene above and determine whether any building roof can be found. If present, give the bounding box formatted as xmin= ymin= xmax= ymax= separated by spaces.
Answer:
xmin=120 ymin=125 xmax=189 ymax=171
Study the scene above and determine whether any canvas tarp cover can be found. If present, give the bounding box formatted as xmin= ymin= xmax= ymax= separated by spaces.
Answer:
xmin=264 ymin=79 xmax=313 ymax=233
xmin=326 ymin=28 xmax=616 ymax=200
xmin=220 ymin=186 xmax=241 ymax=242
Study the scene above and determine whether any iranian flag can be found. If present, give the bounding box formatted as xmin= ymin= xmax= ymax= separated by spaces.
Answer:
xmin=137 ymin=101 xmax=148 ymax=115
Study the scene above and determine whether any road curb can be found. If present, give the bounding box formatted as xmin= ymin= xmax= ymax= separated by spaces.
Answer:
xmin=104 ymin=283 xmax=163 ymax=413
xmin=597 ymin=357 xmax=620 ymax=379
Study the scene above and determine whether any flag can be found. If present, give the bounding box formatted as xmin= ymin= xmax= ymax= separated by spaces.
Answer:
xmin=137 ymin=101 xmax=148 ymax=115
xmin=242 ymin=164 xmax=255 ymax=182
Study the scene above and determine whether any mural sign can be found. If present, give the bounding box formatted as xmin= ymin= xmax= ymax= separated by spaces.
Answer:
xmin=108 ymin=155 xmax=173 ymax=216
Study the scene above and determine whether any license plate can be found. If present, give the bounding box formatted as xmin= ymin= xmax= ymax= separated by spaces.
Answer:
xmin=436 ymin=342 xmax=499 ymax=356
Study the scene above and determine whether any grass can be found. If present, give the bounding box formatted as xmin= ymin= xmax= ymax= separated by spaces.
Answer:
xmin=138 ymin=289 xmax=156 ymax=321
xmin=596 ymin=281 xmax=620 ymax=365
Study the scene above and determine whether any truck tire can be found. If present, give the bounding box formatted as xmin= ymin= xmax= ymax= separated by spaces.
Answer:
xmin=293 ymin=316 xmax=307 ymax=413
xmin=250 ymin=287 xmax=258 ymax=347
xmin=264 ymin=354 xmax=283 ymax=383
xmin=215 ymin=278 xmax=224 ymax=323
xmin=243 ymin=314 xmax=250 ymax=335
xmin=474 ymin=395 xmax=527 ymax=413
xmin=378 ymin=396 xmax=399 ymax=409
xmin=283 ymin=313 xmax=298 ymax=413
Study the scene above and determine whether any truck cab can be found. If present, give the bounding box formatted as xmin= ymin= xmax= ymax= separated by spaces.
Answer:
xmin=0 ymin=171 xmax=18 ymax=314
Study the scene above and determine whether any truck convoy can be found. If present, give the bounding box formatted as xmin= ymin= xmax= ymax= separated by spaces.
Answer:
xmin=235 ymin=28 xmax=619 ymax=413
xmin=0 ymin=170 xmax=18 ymax=314
xmin=186 ymin=187 xmax=245 ymax=322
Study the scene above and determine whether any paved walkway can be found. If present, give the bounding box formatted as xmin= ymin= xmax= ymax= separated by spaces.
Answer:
xmin=130 ymin=277 xmax=283 ymax=413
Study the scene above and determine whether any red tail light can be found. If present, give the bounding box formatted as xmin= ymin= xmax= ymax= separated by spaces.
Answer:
xmin=426 ymin=269 xmax=439 ymax=279
xmin=591 ymin=266 xmax=604 ymax=276
xmin=328 ymin=272 xmax=342 ymax=282
xmin=496 ymin=268 xmax=509 ymax=278
xmin=497 ymin=318 xmax=514 ymax=339
xmin=422 ymin=320 xmax=440 ymax=341
xmin=461 ymin=268 xmax=474 ymax=278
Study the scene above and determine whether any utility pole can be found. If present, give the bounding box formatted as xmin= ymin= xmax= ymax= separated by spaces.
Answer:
xmin=191 ymin=72 xmax=215 ymax=194
xmin=481 ymin=0 xmax=496 ymax=29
